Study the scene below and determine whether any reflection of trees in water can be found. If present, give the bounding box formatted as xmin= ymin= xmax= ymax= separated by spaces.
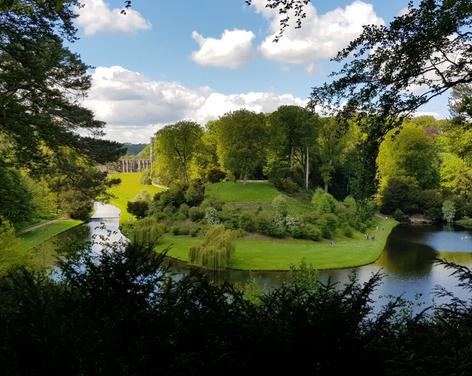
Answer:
xmin=31 ymin=225 xmax=91 ymax=269
xmin=377 ymin=236 xmax=437 ymax=277
xmin=438 ymin=252 xmax=472 ymax=265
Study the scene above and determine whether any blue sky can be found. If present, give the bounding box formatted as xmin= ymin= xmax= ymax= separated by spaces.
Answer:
xmin=72 ymin=0 xmax=449 ymax=143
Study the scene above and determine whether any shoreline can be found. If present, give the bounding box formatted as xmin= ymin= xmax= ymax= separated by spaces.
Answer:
xmin=158 ymin=216 xmax=399 ymax=272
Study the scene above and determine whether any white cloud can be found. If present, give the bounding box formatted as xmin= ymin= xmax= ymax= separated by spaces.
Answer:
xmin=191 ymin=29 xmax=255 ymax=68
xmin=252 ymin=0 xmax=384 ymax=65
xmin=83 ymin=66 xmax=308 ymax=143
xmin=76 ymin=0 xmax=151 ymax=36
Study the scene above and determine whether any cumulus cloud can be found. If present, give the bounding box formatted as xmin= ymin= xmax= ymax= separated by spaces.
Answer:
xmin=83 ymin=66 xmax=308 ymax=143
xmin=191 ymin=29 xmax=255 ymax=68
xmin=76 ymin=0 xmax=151 ymax=36
xmin=252 ymin=0 xmax=384 ymax=65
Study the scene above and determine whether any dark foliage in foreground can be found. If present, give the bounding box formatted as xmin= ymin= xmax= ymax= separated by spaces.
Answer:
xmin=1 ymin=245 xmax=472 ymax=375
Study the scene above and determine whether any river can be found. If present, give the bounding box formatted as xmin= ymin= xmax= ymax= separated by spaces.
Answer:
xmin=34 ymin=204 xmax=472 ymax=309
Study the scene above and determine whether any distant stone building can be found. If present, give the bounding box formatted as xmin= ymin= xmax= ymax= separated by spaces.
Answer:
xmin=120 ymin=158 xmax=151 ymax=173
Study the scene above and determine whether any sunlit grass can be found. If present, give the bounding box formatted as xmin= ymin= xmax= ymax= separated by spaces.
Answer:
xmin=107 ymin=172 xmax=166 ymax=223
xmin=159 ymin=216 xmax=398 ymax=270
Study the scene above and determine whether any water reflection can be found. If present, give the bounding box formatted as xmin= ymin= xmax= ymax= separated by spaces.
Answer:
xmin=35 ymin=217 xmax=472 ymax=311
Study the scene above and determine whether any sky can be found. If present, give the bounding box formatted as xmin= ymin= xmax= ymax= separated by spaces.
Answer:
xmin=71 ymin=0 xmax=449 ymax=143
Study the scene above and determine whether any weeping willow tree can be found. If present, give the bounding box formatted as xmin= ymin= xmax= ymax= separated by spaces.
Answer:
xmin=131 ymin=218 xmax=164 ymax=247
xmin=188 ymin=225 xmax=237 ymax=270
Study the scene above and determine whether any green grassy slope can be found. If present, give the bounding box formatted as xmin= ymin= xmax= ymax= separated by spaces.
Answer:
xmin=17 ymin=219 xmax=82 ymax=251
xmin=159 ymin=216 xmax=398 ymax=270
xmin=108 ymin=172 xmax=166 ymax=223
xmin=205 ymin=181 xmax=309 ymax=214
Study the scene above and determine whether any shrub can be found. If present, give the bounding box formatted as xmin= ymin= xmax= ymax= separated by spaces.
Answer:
xmin=442 ymin=199 xmax=456 ymax=223
xmin=316 ymin=214 xmax=337 ymax=239
xmin=272 ymin=177 xmax=300 ymax=193
xmin=289 ymin=224 xmax=305 ymax=239
xmin=134 ymin=190 xmax=152 ymax=203
xmin=190 ymin=227 xmax=200 ymax=237
xmin=188 ymin=225 xmax=237 ymax=270
xmin=173 ymin=213 xmax=187 ymax=221
xmin=127 ymin=201 xmax=149 ymax=219
xmin=220 ymin=207 xmax=240 ymax=230
xmin=239 ymin=212 xmax=256 ymax=232
xmin=205 ymin=207 xmax=220 ymax=225
xmin=392 ymin=209 xmax=410 ymax=223
xmin=272 ymin=195 xmax=288 ymax=217
xmin=155 ymin=187 xmax=186 ymax=209
xmin=185 ymin=185 xmax=204 ymax=207
xmin=189 ymin=207 xmax=205 ymax=222
xmin=312 ymin=188 xmax=337 ymax=214
xmin=201 ymin=198 xmax=224 ymax=211
xmin=304 ymin=224 xmax=322 ymax=241
xmin=207 ymin=168 xmax=226 ymax=183
xmin=342 ymin=226 xmax=354 ymax=238
xmin=256 ymin=215 xmax=286 ymax=238
xmin=179 ymin=203 xmax=189 ymax=217
xmin=131 ymin=218 xmax=164 ymax=246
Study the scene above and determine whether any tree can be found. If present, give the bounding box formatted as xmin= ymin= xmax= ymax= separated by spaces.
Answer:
xmin=377 ymin=122 xmax=440 ymax=191
xmin=309 ymin=1 xmax=472 ymax=130
xmin=213 ymin=110 xmax=268 ymax=183
xmin=316 ymin=118 xmax=352 ymax=193
xmin=267 ymin=106 xmax=318 ymax=190
xmin=153 ymin=121 xmax=203 ymax=185
xmin=0 ymin=0 xmax=125 ymax=172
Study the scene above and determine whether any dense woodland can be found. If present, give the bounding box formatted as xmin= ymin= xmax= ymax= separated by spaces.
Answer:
xmin=2 ymin=0 xmax=472 ymax=374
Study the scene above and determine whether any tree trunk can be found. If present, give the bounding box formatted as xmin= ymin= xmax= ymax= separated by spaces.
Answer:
xmin=324 ymin=181 xmax=329 ymax=193
xmin=305 ymin=145 xmax=309 ymax=191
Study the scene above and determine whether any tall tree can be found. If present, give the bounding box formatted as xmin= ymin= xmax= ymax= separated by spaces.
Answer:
xmin=267 ymin=106 xmax=318 ymax=190
xmin=153 ymin=121 xmax=203 ymax=185
xmin=0 ymin=0 xmax=125 ymax=172
xmin=213 ymin=110 xmax=268 ymax=183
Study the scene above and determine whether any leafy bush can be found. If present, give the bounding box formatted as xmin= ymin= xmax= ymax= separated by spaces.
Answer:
xmin=392 ymin=209 xmax=410 ymax=223
xmin=188 ymin=225 xmax=237 ymax=270
xmin=442 ymin=199 xmax=456 ymax=223
xmin=185 ymin=185 xmax=205 ymax=207
xmin=316 ymin=214 xmax=338 ymax=239
xmin=131 ymin=218 xmax=164 ymax=246
xmin=205 ymin=207 xmax=220 ymax=225
xmin=304 ymin=224 xmax=322 ymax=241
xmin=220 ymin=207 xmax=240 ymax=229
xmin=312 ymin=188 xmax=337 ymax=214
xmin=179 ymin=203 xmax=189 ymax=217
xmin=256 ymin=215 xmax=287 ymax=238
xmin=272 ymin=195 xmax=288 ymax=217
xmin=342 ymin=226 xmax=354 ymax=238
xmin=154 ymin=187 xmax=186 ymax=209
xmin=207 ymin=168 xmax=226 ymax=183
xmin=127 ymin=201 xmax=149 ymax=219
xmin=239 ymin=212 xmax=257 ymax=232
xmin=189 ymin=207 xmax=205 ymax=222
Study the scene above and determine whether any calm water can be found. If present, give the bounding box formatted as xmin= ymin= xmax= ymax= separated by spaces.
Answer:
xmin=35 ymin=212 xmax=472 ymax=308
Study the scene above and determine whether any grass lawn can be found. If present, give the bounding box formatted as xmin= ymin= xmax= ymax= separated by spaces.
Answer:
xmin=205 ymin=181 xmax=310 ymax=214
xmin=107 ymin=172 xmax=166 ymax=223
xmin=159 ymin=216 xmax=398 ymax=270
xmin=17 ymin=219 xmax=83 ymax=251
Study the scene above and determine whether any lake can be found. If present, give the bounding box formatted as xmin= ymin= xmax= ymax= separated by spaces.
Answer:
xmin=35 ymin=210 xmax=472 ymax=309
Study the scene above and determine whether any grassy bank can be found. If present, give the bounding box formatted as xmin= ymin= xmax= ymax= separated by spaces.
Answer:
xmin=107 ymin=172 xmax=166 ymax=223
xmin=205 ymin=181 xmax=310 ymax=214
xmin=17 ymin=219 xmax=83 ymax=251
xmin=159 ymin=216 xmax=398 ymax=271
